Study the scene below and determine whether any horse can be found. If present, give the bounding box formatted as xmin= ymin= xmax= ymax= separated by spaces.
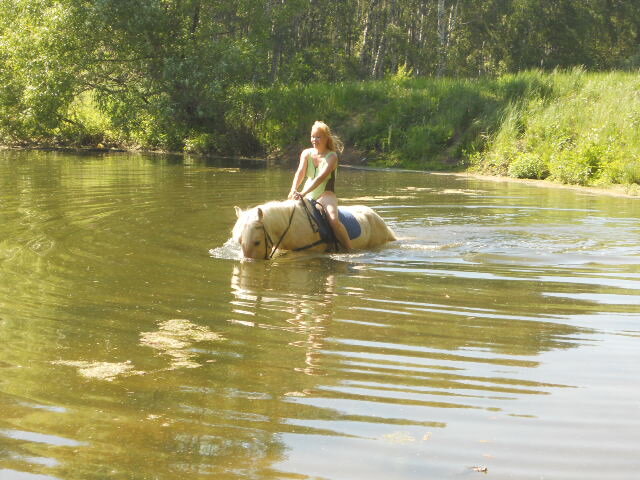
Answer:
xmin=232 ymin=198 xmax=396 ymax=259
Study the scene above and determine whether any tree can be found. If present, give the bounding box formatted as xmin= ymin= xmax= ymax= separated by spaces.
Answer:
xmin=1 ymin=0 xmax=639 ymax=150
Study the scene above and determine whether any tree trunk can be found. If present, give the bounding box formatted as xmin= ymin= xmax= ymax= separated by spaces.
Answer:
xmin=372 ymin=33 xmax=385 ymax=78
xmin=359 ymin=0 xmax=379 ymax=68
xmin=437 ymin=0 xmax=446 ymax=76
xmin=270 ymin=38 xmax=281 ymax=84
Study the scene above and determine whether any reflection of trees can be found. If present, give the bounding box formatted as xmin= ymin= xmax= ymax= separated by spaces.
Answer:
xmin=230 ymin=257 xmax=339 ymax=378
xmin=2 ymin=153 xmax=624 ymax=479
xmin=0 ymin=152 xmax=274 ymax=479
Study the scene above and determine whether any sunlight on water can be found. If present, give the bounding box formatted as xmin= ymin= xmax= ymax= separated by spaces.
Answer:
xmin=1 ymin=151 xmax=639 ymax=480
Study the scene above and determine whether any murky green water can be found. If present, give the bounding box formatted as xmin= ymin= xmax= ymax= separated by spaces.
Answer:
xmin=1 ymin=151 xmax=639 ymax=480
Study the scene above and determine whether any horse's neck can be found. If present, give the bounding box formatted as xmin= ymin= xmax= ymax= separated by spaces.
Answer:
xmin=274 ymin=202 xmax=319 ymax=251
xmin=262 ymin=202 xmax=293 ymax=246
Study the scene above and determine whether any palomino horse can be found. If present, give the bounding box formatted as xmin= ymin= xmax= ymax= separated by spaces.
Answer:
xmin=232 ymin=198 xmax=396 ymax=259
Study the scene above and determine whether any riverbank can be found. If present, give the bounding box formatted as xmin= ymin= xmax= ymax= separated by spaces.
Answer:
xmin=439 ymin=172 xmax=640 ymax=198
xmin=236 ymin=69 xmax=640 ymax=190
xmin=2 ymin=70 xmax=639 ymax=193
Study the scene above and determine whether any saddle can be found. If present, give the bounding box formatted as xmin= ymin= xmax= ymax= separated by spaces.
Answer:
xmin=299 ymin=199 xmax=361 ymax=252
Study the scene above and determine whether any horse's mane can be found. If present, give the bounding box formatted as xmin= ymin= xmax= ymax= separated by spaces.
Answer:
xmin=260 ymin=200 xmax=298 ymax=230
xmin=232 ymin=199 xmax=297 ymax=241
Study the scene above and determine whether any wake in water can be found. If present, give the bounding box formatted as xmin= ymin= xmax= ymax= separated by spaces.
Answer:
xmin=209 ymin=238 xmax=243 ymax=260
xmin=209 ymin=235 xmax=385 ymax=262
xmin=209 ymin=232 xmax=462 ymax=264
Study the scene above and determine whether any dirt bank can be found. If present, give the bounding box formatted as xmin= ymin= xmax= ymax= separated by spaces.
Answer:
xmin=432 ymin=172 xmax=640 ymax=198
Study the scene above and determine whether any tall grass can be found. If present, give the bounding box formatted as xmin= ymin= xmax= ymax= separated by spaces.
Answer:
xmin=473 ymin=69 xmax=640 ymax=186
xmin=229 ymin=69 xmax=640 ymax=187
xmin=227 ymin=75 xmax=512 ymax=170
xmin=4 ymin=69 xmax=640 ymax=187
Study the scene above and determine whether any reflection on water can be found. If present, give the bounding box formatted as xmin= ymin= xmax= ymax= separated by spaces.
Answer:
xmin=230 ymin=259 xmax=338 ymax=378
xmin=1 ymin=151 xmax=639 ymax=480
xmin=139 ymin=319 xmax=225 ymax=370
xmin=51 ymin=319 xmax=226 ymax=381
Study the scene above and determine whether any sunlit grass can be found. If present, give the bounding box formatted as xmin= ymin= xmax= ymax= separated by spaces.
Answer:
xmin=474 ymin=69 xmax=640 ymax=186
xmin=4 ymin=69 xmax=639 ymax=188
xmin=230 ymin=69 xmax=640 ymax=187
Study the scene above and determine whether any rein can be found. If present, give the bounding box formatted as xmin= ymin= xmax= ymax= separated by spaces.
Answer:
xmin=257 ymin=198 xmax=335 ymax=259
xmin=262 ymin=203 xmax=297 ymax=259
xmin=293 ymin=199 xmax=338 ymax=252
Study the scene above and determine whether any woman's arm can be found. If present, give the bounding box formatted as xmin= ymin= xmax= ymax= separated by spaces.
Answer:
xmin=288 ymin=149 xmax=310 ymax=199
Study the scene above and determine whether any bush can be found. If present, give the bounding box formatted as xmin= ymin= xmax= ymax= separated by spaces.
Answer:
xmin=622 ymin=161 xmax=640 ymax=184
xmin=598 ymin=157 xmax=640 ymax=185
xmin=548 ymin=149 xmax=595 ymax=185
xmin=184 ymin=133 xmax=217 ymax=154
xmin=508 ymin=152 xmax=549 ymax=179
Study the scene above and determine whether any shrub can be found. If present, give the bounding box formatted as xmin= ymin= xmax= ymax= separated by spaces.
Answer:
xmin=623 ymin=161 xmax=640 ymax=184
xmin=184 ymin=133 xmax=217 ymax=154
xmin=508 ymin=152 xmax=549 ymax=179
xmin=548 ymin=149 xmax=595 ymax=185
xmin=598 ymin=157 xmax=640 ymax=185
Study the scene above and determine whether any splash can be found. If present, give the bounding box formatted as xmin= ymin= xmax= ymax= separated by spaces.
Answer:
xmin=209 ymin=238 xmax=242 ymax=260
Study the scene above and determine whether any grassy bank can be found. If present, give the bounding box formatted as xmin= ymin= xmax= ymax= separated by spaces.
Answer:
xmin=2 ymin=69 xmax=639 ymax=189
xmin=469 ymin=69 xmax=640 ymax=188
xmin=229 ymin=69 xmax=640 ymax=189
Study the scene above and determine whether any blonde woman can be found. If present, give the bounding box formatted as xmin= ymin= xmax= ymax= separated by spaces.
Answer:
xmin=288 ymin=121 xmax=352 ymax=251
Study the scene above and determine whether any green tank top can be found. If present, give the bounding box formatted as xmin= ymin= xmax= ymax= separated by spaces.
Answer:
xmin=303 ymin=150 xmax=336 ymax=200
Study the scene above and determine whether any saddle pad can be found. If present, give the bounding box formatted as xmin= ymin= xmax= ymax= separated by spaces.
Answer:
xmin=310 ymin=200 xmax=361 ymax=241
xmin=339 ymin=208 xmax=362 ymax=240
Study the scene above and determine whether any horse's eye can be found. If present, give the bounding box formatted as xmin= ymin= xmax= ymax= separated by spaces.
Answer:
xmin=254 ymin=240 xmax=261 ymax=246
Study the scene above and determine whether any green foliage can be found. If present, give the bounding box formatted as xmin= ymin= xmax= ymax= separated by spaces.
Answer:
xmin=508 ymin=153 xmax=549 ymax=180
xmin=548 ymin=149 xmax=595 ymax=185
xmin=225 ymin=77 xmax=510 ymax=171
xmin=1 ymin=0 xmax=640 ymax=189
xmin=474 ymin=70 xmax=640 ymax=187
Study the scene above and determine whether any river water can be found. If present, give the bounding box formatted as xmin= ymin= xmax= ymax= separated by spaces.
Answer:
xmin=1 ymin=151 xmax=639 ymax=480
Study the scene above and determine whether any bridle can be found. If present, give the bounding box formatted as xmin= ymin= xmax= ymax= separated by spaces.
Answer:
xmin=247 ymin=199 xmax=330 ymax=259
xmin=256 ymin=203 xmax=297 ymax=259
xmin=258 ymin=224 xmax=275 ymax=260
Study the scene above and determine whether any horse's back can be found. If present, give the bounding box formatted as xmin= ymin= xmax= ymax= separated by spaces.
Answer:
xmin=344 ymin=205 xmax=396 ymax=247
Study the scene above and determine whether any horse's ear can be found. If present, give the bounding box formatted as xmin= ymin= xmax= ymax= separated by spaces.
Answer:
xmin=234 ymin=206 xmax=242 ymax=218
xmin=257 ymin=208 xmax=264 ymax=221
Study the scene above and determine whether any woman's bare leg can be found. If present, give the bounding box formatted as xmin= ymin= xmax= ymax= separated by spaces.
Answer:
xmin=318 ymin=193 xmax=352 ymax=251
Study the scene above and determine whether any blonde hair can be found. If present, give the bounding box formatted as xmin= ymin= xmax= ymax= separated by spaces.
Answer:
xmin=312 ymin=121 xmax=344 ymax=153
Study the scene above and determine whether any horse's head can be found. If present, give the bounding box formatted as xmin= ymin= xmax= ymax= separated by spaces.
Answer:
xmin=233 ymin=206 xmax=271 ymax=259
